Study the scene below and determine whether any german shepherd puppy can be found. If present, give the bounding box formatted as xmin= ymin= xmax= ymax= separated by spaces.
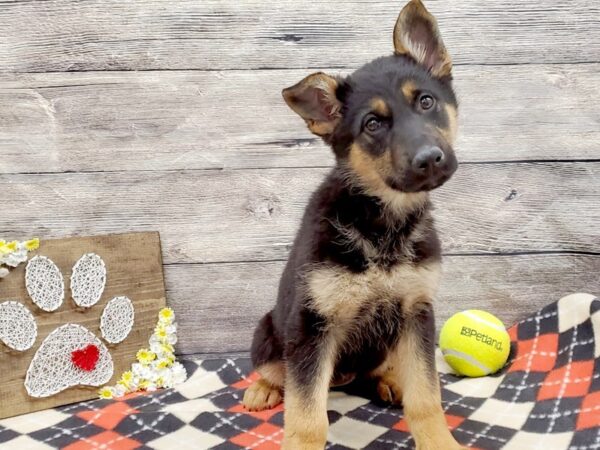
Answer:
xmin=243 ymin=1 xmax=465 ymax=448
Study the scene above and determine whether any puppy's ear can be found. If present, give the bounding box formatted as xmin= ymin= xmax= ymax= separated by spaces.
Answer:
xmin=393 ymin=0 xmax=452 ymax=78
xmin=282 ymin=72 xmax=342 ymax=136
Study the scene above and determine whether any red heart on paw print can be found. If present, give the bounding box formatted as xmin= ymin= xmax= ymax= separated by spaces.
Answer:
xmin=71 ymin=344 xmax=100 ymax=371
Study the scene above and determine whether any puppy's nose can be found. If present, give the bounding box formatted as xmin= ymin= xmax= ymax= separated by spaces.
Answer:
xmin=411 ymin=146 xmax=445 ymax=173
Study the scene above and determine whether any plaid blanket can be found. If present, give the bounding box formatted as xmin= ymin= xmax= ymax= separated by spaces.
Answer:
xmin=0 ymin=293 xmax=598 ymax=449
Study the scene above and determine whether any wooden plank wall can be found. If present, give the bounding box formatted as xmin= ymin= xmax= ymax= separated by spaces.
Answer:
xmin=1 ymin=0 xmax=598 ymax=355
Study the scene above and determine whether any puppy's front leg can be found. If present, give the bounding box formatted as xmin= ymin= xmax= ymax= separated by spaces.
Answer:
xmin=398 ymin=302 xmax=467 ymax=450
xmin=282 ymin=328 xmax=337 ymax=450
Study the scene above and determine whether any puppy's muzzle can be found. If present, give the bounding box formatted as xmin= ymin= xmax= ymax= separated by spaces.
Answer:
xmin=387 ymin=145 xmax=458 ymax=193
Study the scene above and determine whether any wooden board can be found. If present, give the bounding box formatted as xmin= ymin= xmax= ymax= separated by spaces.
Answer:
xmin=0 ymin=163 xmax=598 ymax=265
xmin=168 ymin=254 xmax=600 ymax=354
xmin=0 ymin=65 xmax=598 ymax=176
xmin=0 ymin=0 xmax=598 ymax=72
xmin=0 ymin=232 xmax=166 ymax=419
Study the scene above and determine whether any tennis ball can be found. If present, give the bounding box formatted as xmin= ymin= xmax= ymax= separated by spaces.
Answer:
xmin=439 ymin=310 xmax=510 ymax=377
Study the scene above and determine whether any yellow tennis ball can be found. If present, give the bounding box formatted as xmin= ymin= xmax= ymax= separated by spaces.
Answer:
xmin=439 ymin=310 xmax=510 ymax=377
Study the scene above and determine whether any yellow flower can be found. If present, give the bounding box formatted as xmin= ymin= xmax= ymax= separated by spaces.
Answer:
xmin=156 ymin=359 xmax=171 ymax=369
xmin=24 ymin=238 xmax=40 ymax=251
xmin=119 ymin=370 xmax=134 ymax=386
xmin=155 ymin=324 xmax=168 ymax=340
xmin=138 ymin=380 xmax=150 ymax=390
xmin=98 ymin=387 xmax=113 ymax=399
xmin=6 ymin=241 xmax=17 ymax=252
xmin=136 ymin=349 xmax=156 ymax=365
xmin=159 ymin=307 xmax=174 ymax=323
xmin=161 ymin=343 xmax=175 ymax=354
xmin=0 ymin=243 xmax=10 ymax=255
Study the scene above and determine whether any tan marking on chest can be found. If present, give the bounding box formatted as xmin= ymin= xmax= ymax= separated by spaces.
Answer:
xmin=305 ymin=261 xmax=441 ymax=322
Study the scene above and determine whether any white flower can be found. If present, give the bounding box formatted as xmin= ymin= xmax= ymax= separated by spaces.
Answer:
xmin=0 ymin=238 xmax=38 ymax=272
xmin=160 ymin=370 xmax=174 ymax=388
xmin=149 ymin=339 xmax=163 ymax=355
xmin=131 ymin=362 xmax=143 ymax=374
xmin=132 ymin=363 xmax=153 ymax=380
xmin=171 ymin=362 xmax=187 ymax=386
xmin=99 ymin=386 xmax=114 ymax=399
xmin=128 ymin=376 xmax=140 ymax=391
xmin=112 ymin=384 xmax=127 ymax=398
xmin=150 ymin=336 xmax=176 ymax=357
xmin=2 ymin=249 xmax=28 ymax=267
xmin=148 ymin=368 xmax=162 ymax=383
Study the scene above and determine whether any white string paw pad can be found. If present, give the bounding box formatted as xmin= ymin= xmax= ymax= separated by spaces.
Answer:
xmin=71 ymin=253 xmax=107 ymax=308
xmin=25 ymin=324 xmax=114 ymax=398
xmin=25 ymin=256 xmax=64 ymax=312
xmin=0 ymin=301 xmax=37 ymax=351
xmin=101 ymin=296 xmax=135 ymax=344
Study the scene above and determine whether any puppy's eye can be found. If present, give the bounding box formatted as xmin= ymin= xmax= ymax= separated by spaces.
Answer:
xmin=365 ymin=117 xmax=382 ymax=132
xmin=418 ymin=93 xmax=436 ymax=111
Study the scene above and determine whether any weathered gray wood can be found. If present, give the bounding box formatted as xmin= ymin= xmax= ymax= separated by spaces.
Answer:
xmin=1 ymin=64 xmax=599 ymax=176
xmin=1 ymin=163 xmax=598 ymax=264
xmin=0 ymin=0 xmax=598 ymax=73
xmin=168 ymin=254 xmax=600 ymax=354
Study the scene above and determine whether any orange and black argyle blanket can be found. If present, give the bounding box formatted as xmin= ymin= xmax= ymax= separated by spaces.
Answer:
xmin=0 ymin=293 xmax=598 ymax=449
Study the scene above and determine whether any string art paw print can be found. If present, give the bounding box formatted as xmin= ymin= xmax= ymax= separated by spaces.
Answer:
xmin=0 ymin=253 xmax=134 ymax=398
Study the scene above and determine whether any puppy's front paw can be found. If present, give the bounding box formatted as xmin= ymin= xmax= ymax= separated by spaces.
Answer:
xmin=242 ymin=378 xmax=282 ymax=411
